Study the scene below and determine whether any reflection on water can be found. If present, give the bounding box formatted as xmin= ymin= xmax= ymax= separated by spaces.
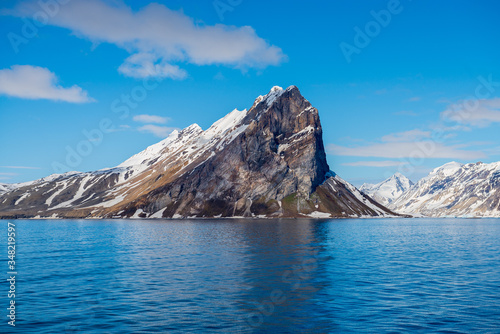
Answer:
xmin=1 ymin=218 xmax=500 ymax=333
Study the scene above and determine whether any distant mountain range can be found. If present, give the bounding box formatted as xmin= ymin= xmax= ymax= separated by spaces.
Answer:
xmin=357 ymin=162 xmax=500 ymax=217
xmin=360 ymin=173 xmax=413 ymax=206
xmin=390 ymin=162 xmax=500 ymax=217
xmin=0 ymin=86 xmax=396 ymax=219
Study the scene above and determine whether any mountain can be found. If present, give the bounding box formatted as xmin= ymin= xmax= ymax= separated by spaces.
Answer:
xmin=390 ymin=161 xmax=500 ymax=217
xmin=0 ymin=183 xmax=20 ymax=195
xmin=360 ymin=173 xmax=414 ymax=206
xmin=0 ymin=184 xmax=13 ymax=194
xmin=0 ymin=86 xmax=397 ymax=219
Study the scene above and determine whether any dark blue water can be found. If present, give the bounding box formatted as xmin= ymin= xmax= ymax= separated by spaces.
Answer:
xmin=1 ymin=219 xmax=500 ymax=333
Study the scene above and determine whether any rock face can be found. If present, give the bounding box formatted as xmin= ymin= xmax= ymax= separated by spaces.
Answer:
xmin=390 ymin=161 xmax=500 ymax=217
xmin=360 ymin=173 xmax=414 ymax=206
xmin=0 ymin=86 xmax=397 ymax=219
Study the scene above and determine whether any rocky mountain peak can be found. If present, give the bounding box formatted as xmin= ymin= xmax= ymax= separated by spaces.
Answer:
xmin=392 ymin=172 xmax=404 ymax=179
xmin=0 ymin=85 xmax=397 ymax=219
xmin=428 ymin=161 xmax=463 ymax=177
xmin=251 ymin=85 xmax=299 ymax=108
xmin=242 ymin=85 xmax=329 ymax=196
xmin=360 ymin=173 xmax=413 ymax=206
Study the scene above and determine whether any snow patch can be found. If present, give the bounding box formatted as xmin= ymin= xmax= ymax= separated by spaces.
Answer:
xmin=307 ymin=211 xmax=331 ymax=218
xmin=14 ymin=192 xmax=30 ymax=206
xmin=131 ymin=209 xmax=144 ymax=218
xmin=150 ymin=208 xmax=166 ymax=218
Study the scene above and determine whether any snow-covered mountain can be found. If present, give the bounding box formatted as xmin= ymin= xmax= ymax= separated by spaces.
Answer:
xmin=360 ymin=173 xmax=413 ymax=206
xmin=0 ymin=184 xmax=14 ymax=194
xmin=0 ymin=182 xmax=24 ymax=195
xmin=0 ymin=86 xmax=397 ymax=219
xmin=390 ymin=161 xmax=500 ymax=217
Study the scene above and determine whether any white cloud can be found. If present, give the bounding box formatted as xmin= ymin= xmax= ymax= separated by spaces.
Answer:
xmin=482 ymin=146 xmax=500 ymax=156
xmin=408 ymin=96 xmax=421 ymax=102
xmin=7 ymin=0 xmax=286 ymax=79
xmin=441 ymin=98 xmax=500 ymax=127
xmin=0 ymin=65 xmax=94 ymax=103
xmin=119 ymin=53 xmax=187 ymax=79
xmin=328 ymin=142 xmax=485 ymax=160
xmin=133 ymin=114 xmax=170 ymax=124
xmin=381 ymin=129 xmax=431 ymax=142
xmin=437 ymin=124 xmax=471 ymax=132
xmin=138 ymin=125 xmax=178 ymax=138
xmin=342 ymin=161 xmax=409 ymax=167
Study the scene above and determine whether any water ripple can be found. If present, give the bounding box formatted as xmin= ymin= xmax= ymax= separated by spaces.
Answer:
xmin=0 ymin=218 xmax=499 ymax=333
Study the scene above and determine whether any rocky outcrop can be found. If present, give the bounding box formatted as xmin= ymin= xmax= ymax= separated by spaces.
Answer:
xmin=0 ymin=86 xmax=397 ymax=219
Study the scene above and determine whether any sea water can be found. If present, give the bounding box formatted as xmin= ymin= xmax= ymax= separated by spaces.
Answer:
xmin=1 ymin=218 xmax=499 ymax=333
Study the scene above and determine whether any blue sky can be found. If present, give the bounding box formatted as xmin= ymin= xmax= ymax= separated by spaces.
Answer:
xmin=1 ymin=0 xmax=499 ymax=186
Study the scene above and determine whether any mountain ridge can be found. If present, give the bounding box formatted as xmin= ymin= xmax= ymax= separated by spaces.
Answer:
xmin=360 ymin=172 xmax=414 ymax=206
xmin=0 ymin=86 xmax=398 ymax=219
xmin=390 ymin=161 xmax=500 ymax=217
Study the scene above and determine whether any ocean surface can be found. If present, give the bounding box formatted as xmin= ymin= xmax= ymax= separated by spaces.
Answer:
xmin=1 ymin=218 xmax=500 ymax=333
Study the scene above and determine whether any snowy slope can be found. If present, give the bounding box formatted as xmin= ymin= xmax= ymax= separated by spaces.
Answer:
xmin=0 ymin=184 xmax=16 ymax=194
xmin=328 ymin=173 xmax=398 ymax=217
xmin=0 ymin=87 xmax=285 ymax=216
xmin=390 ymin=161 xmax=500 ymax=217
xmin=0 ymin=104 xmax=253 ymax=215
xmin=360 ymin=173 xmax=414 ymax=206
